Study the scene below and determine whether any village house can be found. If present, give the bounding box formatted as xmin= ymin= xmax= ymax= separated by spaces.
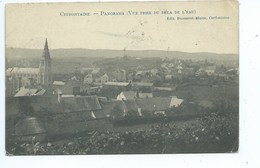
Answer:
xmin=205 ymin=66 xmax=216 ymax=76
xmin=165 ymin=74 xmax=173 ymax=81
xmin=127 ymin=72 xmax=134 ymax=81
xmin=150 ymin=68 xmax=159 ymax=76
xmin=177 ymin=64 xmax=183 ymax=74
xmin=83 ymin=74 xmax=93 ymax=84
xmin=92 ymin=72 xmax=103 ymax=83
xmin=182 ymin=67 xmax=196 ymax=76
xmin=100 ymin=74 xmax=109 ymax=84
xmin=62 ymin=77 xmax=81 ymax=95
xmin=52 ymin=81 xmax=65 ymax=93
xmin=102 ymin=96 xmax=184 ymax=118
xmin=113 ymin=69 xmax=126 ymax=82
xmin=117 ymin=91 xmax=153 ymax=100
xmin=117 ymin=91 xmax=137 ymax=100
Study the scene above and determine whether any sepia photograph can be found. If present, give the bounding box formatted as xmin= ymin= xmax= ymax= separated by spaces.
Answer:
xmin=5 ymin=1 xmax=239 ymax=155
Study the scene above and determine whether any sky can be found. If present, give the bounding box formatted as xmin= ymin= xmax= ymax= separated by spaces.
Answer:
xmin=5 ymin=1 xmax=238 ymax=54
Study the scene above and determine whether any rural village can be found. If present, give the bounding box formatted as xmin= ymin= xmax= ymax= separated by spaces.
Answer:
xmin=5 ymin=39 xmax=239 ymax=154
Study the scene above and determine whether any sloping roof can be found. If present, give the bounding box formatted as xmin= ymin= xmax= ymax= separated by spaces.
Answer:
xmin=136 ymin=97 xmax=171 ymax=112
xmin=6 ymin=68 xmax=13 ymax=76
xmin=154 ymin=87 xmax=173 ymax=91
xmin=101 ymin=97 xmax=172 ymax=116
xmin=139 ymin=93 xmax=153 ymax=98
xmin=6 ymin=67 xmax=39 ymax=75
xmin=62 ymin=96 xmax=102 ymax=112
xmin=35 ymin=89 xmax=46 ymax=96
xmin=70 ymin=76 xmax=78 ymax=81
xmin=6 ymin=95 xmax=104 ymax=117
xmin=85 ymin=74 xmax=93 ymax=78
xmin=123 ymin=99 xmax=139 ymax=112
xmin=53 ymin=81 xmax=65 ymax=86
xmin=91 ymin=68 xmax=100 ymax=74
xmin=92 ymin=72 xmax=103 ymax=78
xmin=15 ymin=117 xmax=46 ymax=136
xmin=14 ymin=87 xmax=46 ymax=97
xmin=132 ymin=82 xmax=153 ymax=87
xmin=226 ymin=68 xmax=238 ymax=74
xmin=119 ymin=91 xmax=153 ymax=99
xmin=92 ymin=110 xmax=106 ymax=118
xmin=122 ymin=91 xmax=137 ymax=99
xmin=135 ymin=71 xmax=144 ymax=76
xmin=100 ymin=100 xmax=125 ymax=117
xmin=27 ymin=95 xmax=62 ymax=113
xmin=102 ymin=74 xmax=109 ymax=78
xmin=99 ymin=100 xmax=114 ymax=115
xmin=169 ymin=96 xmax=184 ymax=107
xmin=6 ymin=96 xmax=60 ymax=117
xmin=104 ymin=82 xmax=130 ymax=87
xmin=177 ymin=65 xmax=183 ymax=69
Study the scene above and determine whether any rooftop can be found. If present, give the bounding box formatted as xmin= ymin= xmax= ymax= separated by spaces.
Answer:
xmin=104 ymin=82 xmax=130 ymax=87
xmin=14 ymin=87 xmax=46 ymax=97
xmin=6 ymin=67 xmax=39 ymax=75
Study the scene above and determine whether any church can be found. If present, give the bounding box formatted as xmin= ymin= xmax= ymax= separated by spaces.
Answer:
xmin=6 ymin=39 xmax=52 ymax=96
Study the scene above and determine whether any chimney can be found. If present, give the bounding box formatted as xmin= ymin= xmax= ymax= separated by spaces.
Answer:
xmin=58 ymin=91 xmax=62 ymax=103
xmin=136 ymin=91 xmax=140 ymax=98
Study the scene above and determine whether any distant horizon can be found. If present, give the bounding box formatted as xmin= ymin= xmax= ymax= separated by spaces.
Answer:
xmin=5 ymin=47 xmax=239 ymax=55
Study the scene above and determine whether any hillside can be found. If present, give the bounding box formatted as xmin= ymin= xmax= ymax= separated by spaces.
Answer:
xmin=6 ymin=48 xmax=238 ymax=61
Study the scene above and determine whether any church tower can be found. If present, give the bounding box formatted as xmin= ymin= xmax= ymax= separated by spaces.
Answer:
xmin=38 ymin=38 xmax=52 ymax=85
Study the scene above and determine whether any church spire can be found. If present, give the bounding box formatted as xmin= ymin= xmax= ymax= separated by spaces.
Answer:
xmin=38 ymin=38 xmax=52 ymax=85
xmin=42 ymin=38 xmax=50 ymax=60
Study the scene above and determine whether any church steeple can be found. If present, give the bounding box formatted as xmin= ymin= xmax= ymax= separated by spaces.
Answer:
xmin=42 ymin=38 xmax=50 ymax=60
xmin=38 ymin=38 xmax=52 ymax=85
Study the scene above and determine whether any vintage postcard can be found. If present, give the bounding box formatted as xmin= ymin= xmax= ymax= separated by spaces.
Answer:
xmin=5 ymin=0 xmax=239 ymax=155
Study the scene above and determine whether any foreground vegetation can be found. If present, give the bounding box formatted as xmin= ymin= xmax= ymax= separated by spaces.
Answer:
xmin=6 ymin=110 xmax=238 ymax=155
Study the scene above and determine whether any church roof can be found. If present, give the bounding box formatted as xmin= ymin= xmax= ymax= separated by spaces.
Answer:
xmin=6 ymin=67 xmax=39 ymax=75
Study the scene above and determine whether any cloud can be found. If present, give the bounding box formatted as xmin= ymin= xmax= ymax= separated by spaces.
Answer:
xmin=95 ymin=30 xmax=153 ymax=50
xmin=96 ymin=31 xmax=139 ymax=40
